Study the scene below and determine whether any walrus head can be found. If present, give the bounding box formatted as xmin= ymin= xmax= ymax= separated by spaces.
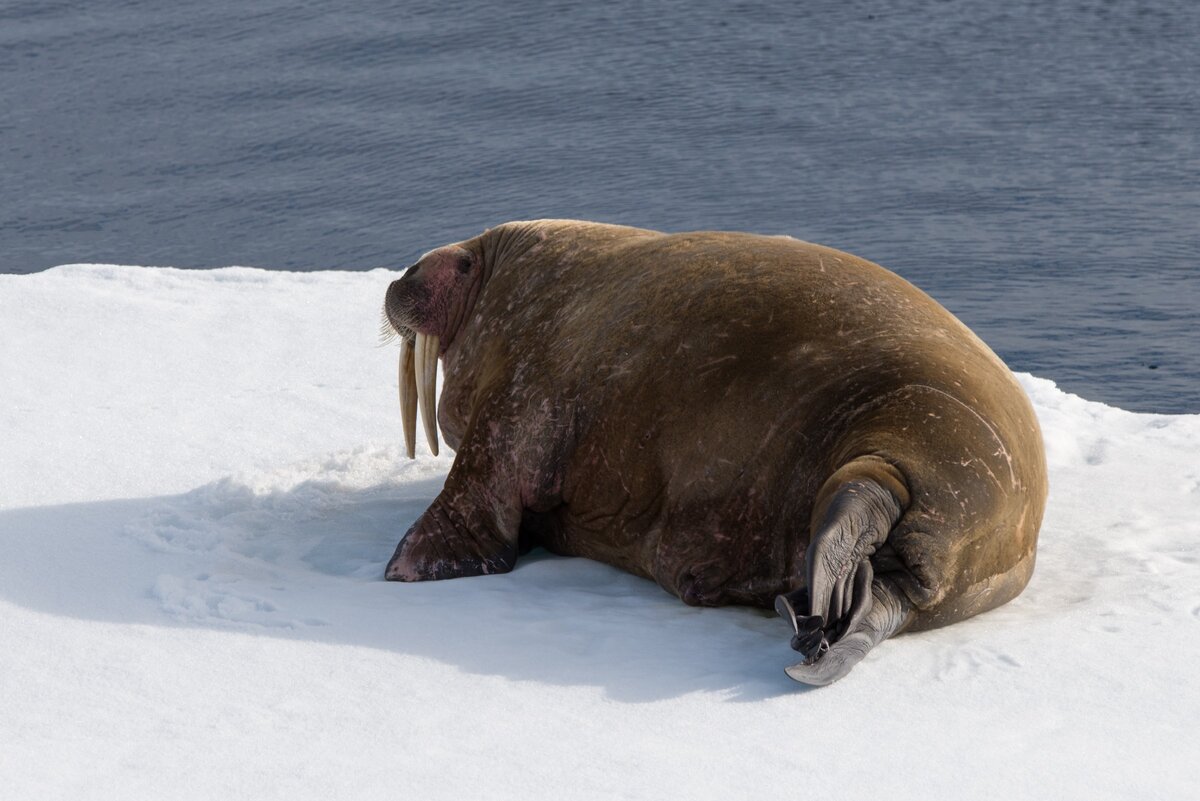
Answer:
xmin=383 ymin=219 xmax=638 ymax=459
xmin=383 ymin=244 xmax=483 ymax=458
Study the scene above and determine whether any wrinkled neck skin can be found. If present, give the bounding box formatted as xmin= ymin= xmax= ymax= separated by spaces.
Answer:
xmin=475 ymin=220 xmax=549 ymax=286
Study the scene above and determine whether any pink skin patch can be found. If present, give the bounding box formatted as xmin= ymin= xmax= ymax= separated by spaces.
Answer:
xmin=404 ymin=246 xmax=477 ymax=345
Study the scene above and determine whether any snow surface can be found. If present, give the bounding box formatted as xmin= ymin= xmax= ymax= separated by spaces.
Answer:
xmin=2 ymin=265 xmax=1198 ymax=800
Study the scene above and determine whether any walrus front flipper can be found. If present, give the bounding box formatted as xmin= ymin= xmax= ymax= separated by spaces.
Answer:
xmin=385 ymin=412 xmax=525 ymax=582
xmin=384 ymin=491 xmax=519 ymax=582
xmin=783 ymin=577 xmax=913 ymax=686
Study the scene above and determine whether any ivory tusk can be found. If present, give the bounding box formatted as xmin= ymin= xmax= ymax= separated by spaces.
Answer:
xmin=398 ymin=338 xmax=417 ymax=459
xmin=413 ymin=332 xmax=440 ymax=456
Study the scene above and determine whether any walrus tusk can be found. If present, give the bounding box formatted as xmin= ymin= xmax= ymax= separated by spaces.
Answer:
xmin=414 ymin=332 xmax=440 ymax=456
xmin=398 ymin=337 xmax=418 ymax=459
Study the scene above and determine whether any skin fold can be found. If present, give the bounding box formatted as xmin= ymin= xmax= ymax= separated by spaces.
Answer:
xmin=382 ymin=220 xmax=1048 ymax=685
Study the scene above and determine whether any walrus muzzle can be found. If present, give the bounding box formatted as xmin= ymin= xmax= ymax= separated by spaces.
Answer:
xmin=397 ymin=333 xmax=440 ymax=458
xmin=385 ymin=274 xmax=441 ymax=458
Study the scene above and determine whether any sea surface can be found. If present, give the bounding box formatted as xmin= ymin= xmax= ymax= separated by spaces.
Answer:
xmin=2 ymin=0 xmax=1196 ymax=412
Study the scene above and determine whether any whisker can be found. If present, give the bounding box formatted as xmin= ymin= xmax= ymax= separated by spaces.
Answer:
xmin=378 ymin=308 xmax=400 ymax=347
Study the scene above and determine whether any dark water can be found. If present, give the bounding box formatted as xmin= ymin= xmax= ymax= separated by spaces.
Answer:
xmin=3 ymin=0 xmax=1197 ymax=412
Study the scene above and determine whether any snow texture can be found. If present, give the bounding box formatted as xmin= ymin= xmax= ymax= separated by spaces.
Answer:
xmin=2 ymin=265 xmax=1198 ymax=799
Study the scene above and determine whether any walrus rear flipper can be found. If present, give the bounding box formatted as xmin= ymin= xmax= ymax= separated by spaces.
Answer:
xmin=774 ymin=464 xmax=915 ymax=685
xmin=779 ymin=577 xmax=913 ymax=685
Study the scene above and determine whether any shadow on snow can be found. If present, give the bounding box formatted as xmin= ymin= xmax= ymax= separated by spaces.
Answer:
xmin=0 ymin=474 xmax=806 ymax=703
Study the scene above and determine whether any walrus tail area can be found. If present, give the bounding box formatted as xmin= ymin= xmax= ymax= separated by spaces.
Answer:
xmin=775 ymin=456 xmax=917 ymax=685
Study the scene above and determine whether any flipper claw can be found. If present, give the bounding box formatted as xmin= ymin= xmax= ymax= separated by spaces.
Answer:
xmin=773 ymin=593 xmax=799 ymax=633
xmin=775 ymin=592 xmax=829 ymax=661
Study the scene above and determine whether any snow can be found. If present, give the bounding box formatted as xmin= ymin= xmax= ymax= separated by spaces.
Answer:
xmin=2 ymin=265 xmax=1198 ymax=800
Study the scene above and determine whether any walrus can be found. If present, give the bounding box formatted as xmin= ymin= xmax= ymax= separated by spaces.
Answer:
xmin=381 ymin=220 xmax=1047 ymax=685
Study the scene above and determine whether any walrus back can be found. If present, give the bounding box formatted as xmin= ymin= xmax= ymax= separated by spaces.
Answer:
xmin=485 ymin=221 xmax=1049 ymax=628
xmin=609 ymin=227 xmax=1048 ymax=627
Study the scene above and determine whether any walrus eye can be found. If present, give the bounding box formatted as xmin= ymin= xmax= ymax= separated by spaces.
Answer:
xmin=457 ymin=256 xmax=472 ymax=274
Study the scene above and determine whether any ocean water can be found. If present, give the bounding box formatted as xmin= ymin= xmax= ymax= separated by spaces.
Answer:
xmin=2 ymin=0 xmax=1196 ymax=412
